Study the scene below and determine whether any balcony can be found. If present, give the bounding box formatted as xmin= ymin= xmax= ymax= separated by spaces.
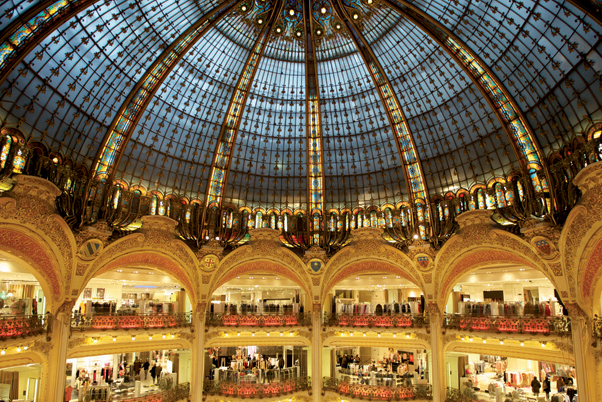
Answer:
xmin=323 ymin=313 xmax=428 ymax=329
xmin=323 ymin=377 xmax=432 ymax=400
xmin=205 ymin=313 xmax=311 ymax=328
xmin=0 ymin=314 xmax=50 ymax=341
xmin=203 ymin=377 xmax=310 ymax=398
xmin=70 ymin=313 xmax=192 ymax=331
xmin=443 ymin=314 xmax=571 ymax=336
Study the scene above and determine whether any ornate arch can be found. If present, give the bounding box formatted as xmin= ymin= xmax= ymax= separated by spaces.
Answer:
xmin=208 ymin=228 xmax=313 ymax=303
xmin=0 ymin=227 xmax=62 ymax=307
xmin=321 ymin=230 xmax=424 ymax=301
xmin=436 ymin=211 xmax=560 ymax=307
xmin=576 ymin=229 xmax=602 ymax=314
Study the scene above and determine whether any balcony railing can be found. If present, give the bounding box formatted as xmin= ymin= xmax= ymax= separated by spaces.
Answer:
xmin=113 ymin=383 xmax=190 ymax=402
xmin=0 ymin=314 xmax=50 ymax=340
xmin=445 ymin=387 xmax=479 ymax=402
xmin=323 ymin=313 xmax=428 ymax=329
xmin=203 ymin=377 xmax=310 ymax=398
xmin=443 ymin=314 xmax=571 ymax=336
xmin=70 ymin=313 xmax=192 ymax=331
xmin=206 ymin=313 xmax=311 ymax=327
xmin=323 ymin=377 xmax=432 ymax=400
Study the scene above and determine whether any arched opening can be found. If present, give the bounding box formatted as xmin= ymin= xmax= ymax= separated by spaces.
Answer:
xmin=322 ymin=270 xmax=430 ymax=396
xmin=0 ymin=361 xmax=43 ymax=400
xmin=0 ymin=252 xmax=52 ymax=340
xmin=442 ymin=265 xmax=573 ymax=398
xmin=206 ymin=274 xmax=310 ymax=396
xmin=72 ymin=267 xmax=192 ymax=331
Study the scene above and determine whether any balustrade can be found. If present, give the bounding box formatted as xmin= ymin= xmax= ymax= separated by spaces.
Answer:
xmin=323 ymin=377 xmax=432 ymax=400
xmin=0 ymin=314 xmax=49 ymax=340
xmin=445 ymin=387 xmax=478 ymax=402
xmin=70 ymin=313 xmax=192 ymax=331
xmin=323 ymin=313 xmax=428 ymax=329
xmin=444 ymin=314 xmax=571 ymax=336
xmin=205 ymin=312 xmax=311 ymax=327
xmin=203 ymin=377 xmax=310 ymax=398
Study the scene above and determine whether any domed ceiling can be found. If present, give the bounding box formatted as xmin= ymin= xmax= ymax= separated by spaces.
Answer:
xmin=0 ymin=0 xmax=600 ymax=213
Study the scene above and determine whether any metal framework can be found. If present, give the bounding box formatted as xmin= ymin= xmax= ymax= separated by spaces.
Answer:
xmin=0 ymin=0 xmax=100 ymax=85
xmin=331 ymin=0 xmax=429 ymax=207
xmin=205 ymin=0 xmax=284 ymax=208
xmin=92 ymin=0 xmax=242 ymax=181
xmin=383 ymin=0 xmax=555 ymax=202
xmin=303 ymin=0 xmax=326 ymax=222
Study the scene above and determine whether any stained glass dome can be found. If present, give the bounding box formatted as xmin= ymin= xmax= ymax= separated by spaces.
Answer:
xmin=0 ymin=0 xmax=600 ymax=215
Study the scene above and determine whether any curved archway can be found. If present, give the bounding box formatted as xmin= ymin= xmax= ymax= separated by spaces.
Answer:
xmin=83 ymin=250 xmax=197 ymax=305
xmin=0 ymin=227 xmax=62 ymax=308
xmin=322 ymin=260 xmax=425 ymax=303
xmin=438 ymin=247 xmax=558 ymax=307
xmin=578 ymin=233 xmax=602 ymax=315
xmin=211 ymin=260 xmax=311 ymax=301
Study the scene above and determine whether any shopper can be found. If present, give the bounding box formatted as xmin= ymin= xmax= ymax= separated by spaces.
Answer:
xmin=531 ymin=377 xmax=541 ymax=396
xmin=543 ymin=376 xmax=551 ymax=400
xmin=150 ymin=364 xmax=157 ymax=384
xmin=143 ymin=359 xmax=150 ymax=380
xmin=155 ymin=363 xmax=162 ymax=384
xmin=133 ymin=357 xmax=141 ymax=378
xmin=557 ymin=376 xmax=565 ymax=392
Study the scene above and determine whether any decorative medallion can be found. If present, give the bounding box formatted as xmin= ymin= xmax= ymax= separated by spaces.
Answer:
xmin=309 ymin=259 xmax=322 ymax=273
xmin=202 ymin=255 xmax=219 ymax=271
xmin=415 ymin=254 xmax=431 ymax=271
xmin=531 ymin=236 xmax=557 ymax=259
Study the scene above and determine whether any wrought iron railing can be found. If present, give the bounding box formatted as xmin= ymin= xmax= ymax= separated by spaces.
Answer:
xmin=594 ymin=317 xmax=602 ymax=340
xmin=70 ymin=312 xmax=192 ymax=331
xmin=113 ymin=383 xmax=190 ymax=402
xmin=0 ymin=314 xmax=50 ymax=340
xmin=323 ymin=376 xmax=432 ymax=400
xmin=203 ymin=377 xmax=310 ymax=398
xmin=3 ymin=124 xmax=601 ymax=254
xmin=323 ymin=313 xmax=428 ymax=329
xmin=445 ymin=387 xmax=479 ymax=402
xmin=206 ymin=312 xmax=311 ymax=327
xmin=443 ymin=314 xmax=571 ymax=336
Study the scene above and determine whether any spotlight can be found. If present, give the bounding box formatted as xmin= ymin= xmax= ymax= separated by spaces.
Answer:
xmin=413 ymin=234 xmax=419 ymax=239
xmin=23 ymin=346 xmax=28 ymax=351
xmin=363 ymin=333 xmax=366 ymax=337
xmin=149 ymin=336 xmax=153 ymax=340
xmin=0 ymin=349 xmax=5 ymax=355
xmin=171 ymin=334 xmax=175 ymax=338
xmin=500 ymin=340 xmax=504 ymax=345
xmin=16 ymin=347 xmax=21 ymax=353
xmin=377 ymin=333 xmax=381 ymax=337
xmin=252 ymin=332 xmax=255 ymax=337
xmin=520 ymin=342 xmax=524 ymax=347
xmin=224 ymin=332 xmax=228 ymax=337
xmin=482 ymin=340 xmax=486 ymax=344
xmin=393 ymin=334 xmax=396 ymax=338
xmin=93 ymin=338 xmax=97 ymax=343
xmin=132 ymin=336 xmax=136 ymax=341
xmin=469 ymin=337 xmax=473 ymax=342
xmin=266 ymin=333 xmax=270 ymax=336
xmin=237 ymin=332 xmax=241 ymax=336
xmin=113 ymin=337 xmax=117 ymax=342
xmin=162 ymin=334 xmax=166 ymax=339
xmin=280 ymin=332 xmax=283 ymax=336
xmin=406 ymin=334 xmax=410 ymax=338
xmin=541 ymin=342 xmax=546 ymax=348
xmin=350 ymin=332 xmax=353 ymax=336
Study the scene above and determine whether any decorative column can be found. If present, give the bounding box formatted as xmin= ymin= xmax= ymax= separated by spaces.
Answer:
xmin=312 ymin=302 xmax=322 ymax=402
xmin=566 ymin=303 xmax=597 ymax=402
xmin=190 ymin=303 xmax=206 ymax=402
xmin=47 ymin=302 xmax=72 ymax=402
xmin=427 ymin=302 xmax=446 ymax=402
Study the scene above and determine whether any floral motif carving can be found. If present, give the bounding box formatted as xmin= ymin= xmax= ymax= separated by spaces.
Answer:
xmin=581 ymin=238 xmax=602 ymax=299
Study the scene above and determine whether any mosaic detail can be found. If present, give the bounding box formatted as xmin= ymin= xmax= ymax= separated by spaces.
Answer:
xmin=367 ymin=61 xmax=426 ymax=201
xmin=207 ymin=28 xmax=270 ymax=207
xmin=93 ymin=5 xmax=232 ymax=179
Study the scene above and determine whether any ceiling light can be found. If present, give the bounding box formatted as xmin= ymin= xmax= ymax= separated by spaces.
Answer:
xmin=499 ymin=340 xmax=504 ymax=345
xmin=241 ymin=5 xmax=247 ymax=11
xmin=321 ymin=7 xmax=327 ymax=14
xmin=0 ymin=350 xmax=5 ymax=355
xmin=353 ymin=13 xmax=359 ymax=20
xmin=316 ymin=29 xmax=322 ymax=35
xmin=23 ymin=346 xmax=28 ymax=350
xmin=276 ymin=27 xmax=282 ymax=33
xmin=393 ymin=334 xmax=396 ymax=338
xmin=93 ymin=338 xmax=97 ymax=343
xmin=482 ymin=340 xmax=486 ymax=344
xmin=289 ymin=9 xmax=295 ymax=16
xmin=469 ymin=337 xmax=473 ymax=342
xmin=367 ymin=0 xmax=373 ymax=3
xmin=541 ymin=342 xmax=545 ymax=347
xmin=280 ymin=332 xmax=283 ymax=336
xmin=296 ymin=31 xmax=302 ymax=37
xmin=237 ymin=332 xmax=240 ymax=336
xmin=149 ymin=336 xmax=153 ymax=340
xmin=520 ymin=342 xmax=524 ymax=347
xmin=252 ymin=332 xmax=255 ymax=336
xmin=258 ymin=18 xmax=263 ymax=24
xmin=413 ymin=234 xmax=419 ymax=239
xmin=171 ymin=334 xmax=175 ymax=338
xmin=266 ymin=332 xmax=270 ymax=336
xmin=406 ymin=334 xmax=410 ymax=338
xmin=16 ymin=347 xmax=21 ymax=353
xmin=131 ymin=336 xmax=136 ymax=341
xmin=363 ymin=333 xmax=366 ymax=337
xmin=335 ymin=23 xmax=341 ymax=29
xmin=349 ymin=332 xmax=353 ymax=336
xmin=113 ymin=337 xmax=117 ymax=342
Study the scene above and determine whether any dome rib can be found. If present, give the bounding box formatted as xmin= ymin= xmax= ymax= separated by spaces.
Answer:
xmin=386 ymin=0 xmax=553 ymax=195
xmin=0 ymin=0 xmax=99 ymax=85
xmin=91 ymin=0 xmax=240 ymax=180
xmin=305 ymin=0 xmax=326 ymax=213
xmin=205 ymin=0 xmax=284 ymax=208
xmin=331 ymin=0 xmax=430 ymax=205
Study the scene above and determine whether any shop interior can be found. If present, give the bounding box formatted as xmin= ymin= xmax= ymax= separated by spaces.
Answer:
xmin=72 ymin=268 xmax=192 ymax=318
xmin=331 ymin=346 xmax=430 ymax=388
xmin=445 ymin=265 xmax=567 ymax=318
xmin=446 ymin=352 xmax=577 ymax=402
xmin=0 ymin=363 xmax=42 ymax=401
xmin=0 ymin=256 xmax=46 ymax=317
xmin=65 ymin=348 xmax=190 ymax=401
xmin=326 ymin=274 xmax=425 ymax=315
xmin=210 ymin=274 xmax=305 ymax=315
xmin=206 ymin=346 xmax=308 ymax=384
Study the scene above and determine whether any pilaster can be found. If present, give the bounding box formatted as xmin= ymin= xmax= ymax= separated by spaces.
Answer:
xmin=46 ymin=303 xmax=71 ymax=402
xmin=312 ymin=303 xmax=321 ymax=402
xmin=427 ymin=302 xmax=445 ymax=402
xmin=566 ymin=303 xmax=597 ymax=402
xmin=190 ymin=303 xmax=207 ymax=402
